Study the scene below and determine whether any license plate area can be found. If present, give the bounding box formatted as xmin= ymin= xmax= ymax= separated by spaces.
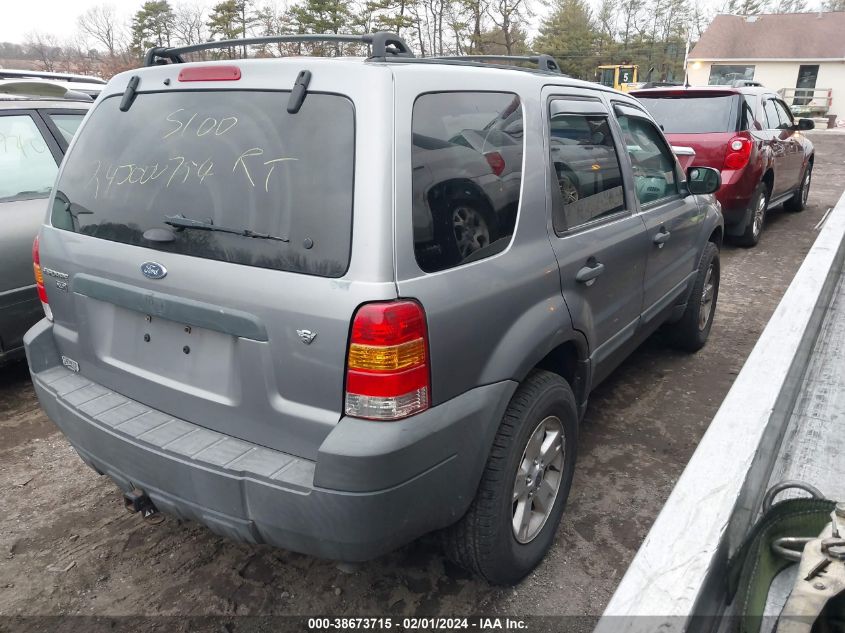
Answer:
xmin=86 ymin=299 xmax=237 ymax=398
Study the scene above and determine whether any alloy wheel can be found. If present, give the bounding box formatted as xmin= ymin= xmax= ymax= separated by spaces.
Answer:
xmin=698 ymin=264 xmax=715 ymax=330
xmin=752 ymin=193 xmax=766 ymax=238
xmin=802 ymin=169 xmax=811 ymax=206
xmin=452 ymin=205 xmax=491 ymax=259
xmin=512 ymin=416 xmax=565 ymax=544
xmin=559 ymin=176 xmax=579 ymax=205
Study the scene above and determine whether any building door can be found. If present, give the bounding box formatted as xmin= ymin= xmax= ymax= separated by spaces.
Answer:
xmin=794 ymin=65 xmax=819 ymax=106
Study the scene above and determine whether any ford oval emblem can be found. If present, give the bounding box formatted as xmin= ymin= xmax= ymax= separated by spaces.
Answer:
xmin=141 ymin=261 xmax=167 ymax=280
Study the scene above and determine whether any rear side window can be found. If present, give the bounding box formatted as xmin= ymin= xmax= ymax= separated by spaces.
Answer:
xmin=0 ymin=114 xmax=57 ymax=202
xmin=548 ymin=105 xmax=624 ymax=232
xmin=636 ymin=95 xmax=739 ymax=133
xmin=51 ymin=90 xmax=354 ymax=278
xmin=412 ymin=92 xmax=522 ymax=273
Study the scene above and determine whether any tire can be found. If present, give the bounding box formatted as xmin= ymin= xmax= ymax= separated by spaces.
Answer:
xmin=735 ymin=183 xmax=769 ymax=247
xmin=442 ymin=370 xmax=578 ymax=585
xmin=665 ymin=241 xmax=720 ymax=353
xmin=784 ymin=162 xmax=812 ymax=212
xmin=448 ymin=200 xmax=497 ymax=261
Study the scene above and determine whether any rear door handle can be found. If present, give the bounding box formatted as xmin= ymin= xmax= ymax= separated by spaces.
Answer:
xmin=653 ymin=229 xmax=671 ymax=246
xmin=576 ymin=261 xmax=605 ymax=284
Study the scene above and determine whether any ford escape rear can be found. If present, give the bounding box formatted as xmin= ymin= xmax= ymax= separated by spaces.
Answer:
xmin=26 ymin=32 xmax=723 ymax=585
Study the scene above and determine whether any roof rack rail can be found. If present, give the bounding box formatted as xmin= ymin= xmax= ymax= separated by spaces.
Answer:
xmin=428 ymin=54 xmax=562 ymax=73
xmin=732 ymin=79 xmax=764 ymax=87
xmin=144 ymin=32 xmax=413 ymax=66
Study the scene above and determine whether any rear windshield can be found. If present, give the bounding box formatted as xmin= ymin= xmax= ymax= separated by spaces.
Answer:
xmin=51 ymin=90 xmax=354 ymax=277
xmin=636 ymin=95 xmax=739 ymax=134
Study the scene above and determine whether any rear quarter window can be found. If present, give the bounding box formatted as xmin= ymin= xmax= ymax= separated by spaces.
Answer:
xmin=411 ymin=91 xmax=523 ymax=273
xmin=50 ymin=90 xmax=354 ymax=278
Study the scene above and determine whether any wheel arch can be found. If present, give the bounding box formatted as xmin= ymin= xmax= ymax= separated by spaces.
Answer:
xmin=478 ymin=296 xmax=591 ymax=410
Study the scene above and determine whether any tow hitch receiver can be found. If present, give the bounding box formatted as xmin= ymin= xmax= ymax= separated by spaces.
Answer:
xmin=123 ymin=488 xmax=165 ymax=524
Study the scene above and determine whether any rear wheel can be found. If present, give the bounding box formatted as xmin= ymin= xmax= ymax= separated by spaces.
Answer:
xmin=784 ymin=163 xmax=812 ymax=212
xmin=735 ymin=183 xmax=768 ymax=247
xmin=442 ymin=370 xmax=578 ymax=585
xmin=665 ymin=242 xmax=720 ymax=352
xmin=452 ymin=203 xmax=492 ymax=259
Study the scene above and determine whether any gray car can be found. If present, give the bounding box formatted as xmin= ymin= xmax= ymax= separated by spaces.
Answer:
xmin=0 ymin=93 xmax=89 ymax=364
xmin=24 ymin=33 xmax=723 ymax=584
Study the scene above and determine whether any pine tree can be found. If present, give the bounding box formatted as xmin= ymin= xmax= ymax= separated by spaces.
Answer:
xmin=722 ymin=0 xmax=769 ymax=15
xmin=773 ymin=0 xmax=808 ymax=11
xmin=207 ymin=0 xmax=255 ymax=57
xmin=288 ymin=0 xmax=353 ymax=55
xmin=533 ymin=0 xmax=598 ymax=79
xmin=131 ymin=1 xmax=175 ymax=55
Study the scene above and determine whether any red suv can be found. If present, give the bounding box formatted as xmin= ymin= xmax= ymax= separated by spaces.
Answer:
xmin=631 ymin=86 xmax=815 ymax=246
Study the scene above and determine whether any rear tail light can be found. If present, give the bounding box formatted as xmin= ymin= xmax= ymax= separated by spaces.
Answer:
xmin=178 ymin=65 xmax=241 ymax=82
xmin=485 ymin=151 xmax=506 ymax=176
xmin=724 ymin=136 xmax=752 ymax=170
xmin=345 ymin=300 xmax=430 ymax=420
xmin=32 ymin=235 xmax=53 ymax=321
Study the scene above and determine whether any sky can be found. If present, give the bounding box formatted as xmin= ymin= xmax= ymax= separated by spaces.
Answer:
xmin=0 ymin=0 xmax=134 ymax=44
xmin=4 ymin=0 xmax=550 ymax=46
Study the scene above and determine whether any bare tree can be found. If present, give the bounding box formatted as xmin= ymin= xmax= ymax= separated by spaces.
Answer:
xmin=25 ymin=31 xmax=62 ymax=71
xmin=486 ymin=0 xmax=528 ymax=54
xmin=78 ymin=5 xmax=122 ymax=57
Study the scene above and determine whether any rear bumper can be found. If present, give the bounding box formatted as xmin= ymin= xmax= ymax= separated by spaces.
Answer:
xmin=25 ymin=319 xmax=516 ymax=561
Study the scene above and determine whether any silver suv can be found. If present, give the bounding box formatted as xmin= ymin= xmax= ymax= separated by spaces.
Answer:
xmin=25 ymin=33 xmax=723 ymax=584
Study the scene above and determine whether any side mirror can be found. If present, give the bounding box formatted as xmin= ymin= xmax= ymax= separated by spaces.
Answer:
xmin=687 ymin=166 xmax=721 ymax=195
xmin=797 ymin=118 xmax=815 ymax=131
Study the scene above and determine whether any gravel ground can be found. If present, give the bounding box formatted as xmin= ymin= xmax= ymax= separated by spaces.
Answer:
xmin=1 ymin=132 xmax=844 ymax=630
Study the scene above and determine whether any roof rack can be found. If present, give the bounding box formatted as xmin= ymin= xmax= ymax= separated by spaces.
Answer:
xmin=427 ymin=54 xmax=562 ymax=74
xmin=144 ymin=32 xmax=414 ymax=66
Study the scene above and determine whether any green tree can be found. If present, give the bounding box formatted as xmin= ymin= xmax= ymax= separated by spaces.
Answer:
xmin=207 ymin=0 xmax=255 ymax=57
xmin=476 ymin=25 xmax=528 ymax=54
xmin=533 ymin=0 xmax=598 ymax=79
xmin=288 ymin=0 xmax=354 ymax=56
xmin=722 ymin=0 xmax=770 ymax=14
xmin=131 ymin=1 xmax=175 ymax=55
xmin=773 ymin=0 xmax=808 ymax=10
xmin=823 ymin=0 xmax=845 ymax=9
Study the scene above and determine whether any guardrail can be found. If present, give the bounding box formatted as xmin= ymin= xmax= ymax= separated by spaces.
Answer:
xmin=596 ymin=189 xmax=845 ymax=633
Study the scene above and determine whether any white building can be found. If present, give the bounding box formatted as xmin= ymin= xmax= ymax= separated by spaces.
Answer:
xmin=686 ymin=12 xmax=845 ymax=118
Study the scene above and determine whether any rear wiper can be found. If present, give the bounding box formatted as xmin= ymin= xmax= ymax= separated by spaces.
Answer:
xmin=163 ymin=214 xmax=289 ymax=242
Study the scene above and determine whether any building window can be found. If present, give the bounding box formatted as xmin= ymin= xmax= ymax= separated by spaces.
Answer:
xmin=708 ymin=65 xmax=755 ymax=85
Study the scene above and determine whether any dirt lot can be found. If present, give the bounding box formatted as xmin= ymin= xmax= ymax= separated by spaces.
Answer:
xmin=2 ymin=132 xmax=844 ymax=629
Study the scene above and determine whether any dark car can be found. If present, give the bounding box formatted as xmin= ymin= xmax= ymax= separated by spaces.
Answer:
xmin=631 ymin=86 xmax=815 ymax=246
xmin=0 ymin=87 xmax=90 ymax=364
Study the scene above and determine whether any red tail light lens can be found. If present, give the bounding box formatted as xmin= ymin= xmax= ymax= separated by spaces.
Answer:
xmin=178 ymin=66 xmax=241 ymax=82
xmin=724 ymin=136 xmax=752 ymax=170
xmin=345 ymin=300 xmax=430 ymax=420
xmin=32 ymin=235 xmax=53 ymax=321
xmin=485 ymin=151 xmax=506 ymax=176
